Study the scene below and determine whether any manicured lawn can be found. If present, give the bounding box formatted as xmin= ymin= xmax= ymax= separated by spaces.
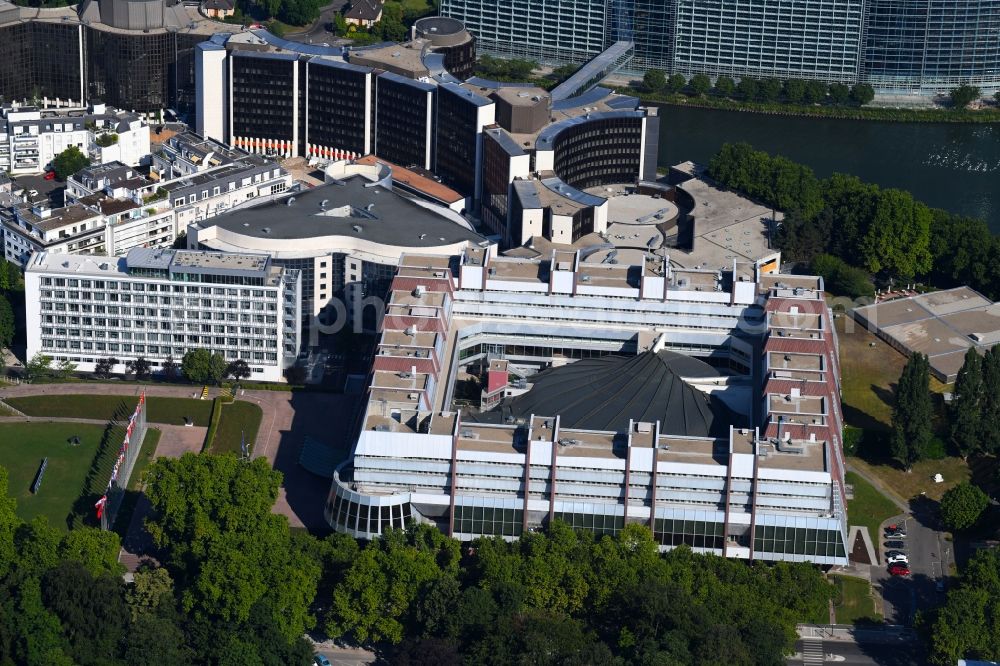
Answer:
xmin=835 ymin=315 xmax=948 ymax=433
xmin=0 ymin=422 xmax=107 ymax=529
xmin=831 ymin=574 xmax=881 ymax=625
xmin=849 ymin=456 xmax=971 ymax=503
xmin=112 ymin=428 xmax=160 ymax=537
xmin=846 ymin=471 xmax=899 ymax=539
xmin=6 ymin=394 xmax=213 ymax=427
xmin=207 ymin=400 xmax=262 ymax=456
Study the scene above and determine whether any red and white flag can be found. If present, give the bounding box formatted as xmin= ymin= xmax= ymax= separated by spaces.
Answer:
xmin=94 ymin=495 xmax=107 ymax=519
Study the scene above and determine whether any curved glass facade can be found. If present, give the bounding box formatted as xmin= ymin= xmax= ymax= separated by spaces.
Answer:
xmin=863 ymin=0 xmax=1000 ymax=92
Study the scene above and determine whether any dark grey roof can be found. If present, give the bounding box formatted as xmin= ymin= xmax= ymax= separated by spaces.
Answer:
xmin=345 ymin=0 xmax=381 ymax=21
xmin=486 ymin=350 xmax=736 ymax=436
xmin=208 ymin=176 xmax=485 ymax=247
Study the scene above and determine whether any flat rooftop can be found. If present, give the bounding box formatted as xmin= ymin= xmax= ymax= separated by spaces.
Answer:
xmin=206 ymin=176 xmax=484 ymax=248
xmin=855 ymin=286 xmax=1000 ymax=380
xmin=674 ymin=176 xmax=780 ymax=270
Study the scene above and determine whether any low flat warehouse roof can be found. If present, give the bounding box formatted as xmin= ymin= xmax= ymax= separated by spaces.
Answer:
xmin=854 ymin=286 xmax=1000 ymax=382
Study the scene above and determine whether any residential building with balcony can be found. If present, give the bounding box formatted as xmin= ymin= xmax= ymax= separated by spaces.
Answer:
xmin=24 ymin=247 xmax=303 ymax=382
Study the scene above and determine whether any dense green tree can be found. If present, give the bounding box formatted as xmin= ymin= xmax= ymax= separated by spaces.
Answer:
xmin=939 ymin=482 xmax=989 ymax=531
xmin=890 ymin=352 xmax=934 ymax=470
xmin=688 ymin=73 xmax=711 ymax=96
xmin=803 ymin=80 xmax=828 ymax=104
xmin=828 ymin=82 xmax=850 ymax=105
xmin=144 ymin=453 xmax=322 ymax=641
xmin=810 ymin=254 xmax=874 ymax=298
xmin=666 ymin=73 xmax=686 ymax=93
xmin=783 ymin=78 xmax=807 ymax=103
xmin=0 ymin=295 xmax=13 ymax=349
xmin=25 ymin=352 xmax=52 ymax=381
xmin=51 ymin=146 xmax=90 ymax=181
xmin=57 ymin=528 xmax=123 ymax=578
xmin=951 ymin=348 xmax=984 ymax=458
xmin=642 ymin=69 xmax=666 ymax=92
xmin=181 ymin=348 xmax=227 ymax=384
xmin=54 ymin=358 xmax=76 ymax=379
xmin=950 ymin=85 xmax=981 ymax=109
xmin=126 ymin=566 xmax=175 ymax=622
xmin=41 ymin=560 xmax=127 ymax=665
xmin=125 ymin=356 xmax=152 ymax=380
xmin=161 ymin=354 xmax=179 ymax=380
xmin=860 ymin=188 xmax=932 ymax=277
xmin=225 ymin=358 xmax=251 ymax=381
xmin=979 ymin=346 xmax=1000 ymax=455
xmin=850 ymin=83 xmax=875 ymax=105
xmin=930 ymin=549 xmax=1000 ymax=665
xmin=758 ymin=77 xmax=783 ymax=102
xmin=737 ymin=76 xmax=759 ymax=100
xmin=714 ymin=75 xmax=736 ymax=97
xmin=928 ymin=210 xmax=999 ymax=298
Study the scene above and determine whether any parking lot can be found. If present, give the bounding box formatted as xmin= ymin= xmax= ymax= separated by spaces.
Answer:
xmin=872 ymin=508 xmax=952 ymax=625
xmin=12 ymin=173 xmax=65 ymax=206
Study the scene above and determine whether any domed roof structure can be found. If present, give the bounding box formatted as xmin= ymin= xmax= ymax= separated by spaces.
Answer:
xmin=498 ymin=350 xmax=737 ymax=437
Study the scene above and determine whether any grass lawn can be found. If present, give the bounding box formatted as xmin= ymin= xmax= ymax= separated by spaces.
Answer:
xmin=846 ymin=471 xmax=899 ymax=538
xmin=0 ymin=422 xmax=108 ymax=529
xmin=112 ymin=428 xmax=160 ymax=538
xmin=849 ymin=456 xmax=971 ymax=503
xmin=835 ymin=315 xmax=948 ymax=432
xmin=207 ymin=400 xmax=262 ymax=456
xmin=831 ymin=574 xmax=881 ymax=625
xmin=6 ymin=394 xmax=213 ymax=427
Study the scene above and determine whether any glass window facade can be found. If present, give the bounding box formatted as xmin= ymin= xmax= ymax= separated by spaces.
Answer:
xmin=328 ymin=493 xmax=412 ymax=535
xmin=230 ymin=53 xmax=297 ymax=145
xmin=672 ymin=0 xmax=865 ymax=82
xmin=306 ymin=61 xmax=370 ymax=156
xmin=753 ymin=524 xmax=846 ymax=559
xmin=441 ymin=0 xmax=607 ymax=64
xmin=554 ymin=506 xmax=624 ymax=537
xmin=653 ymin=517 xmax=724 ymax=549
xmin=0 ymin=22 xmax=83 ymax=104
xmin=454 ymin=502 xmax=524 ymax=537
xmin=863 ymin=0 xmax=1000 ymax=92
xmin=434 ymin=85 xmax=482 ymax=199
xmin=552 ymin=116 xmax=644 ymax=191
xmin=375 ymin=76 xmax=434 ymax=170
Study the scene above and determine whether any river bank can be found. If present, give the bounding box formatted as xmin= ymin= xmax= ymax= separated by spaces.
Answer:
xmin=619 ymin=88 xmax=1000 ymax=124
xmin=655 ymin=105 xmax=1000 ymax=232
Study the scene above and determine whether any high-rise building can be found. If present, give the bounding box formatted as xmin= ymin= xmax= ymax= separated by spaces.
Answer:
xmin=440 ymin=0 xmax=1000 ymax=93
xmin=24 ymin=248 xmax=303 ymax=382
xmin=862 ymin=0 xmax=1000 ymax=93
xmin=671 ymin=0 xmax=865 ymax=83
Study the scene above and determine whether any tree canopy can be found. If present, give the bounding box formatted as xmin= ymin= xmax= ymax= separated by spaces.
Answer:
xmin=890 ymin=352 xmax=933 ymax=470
xmin=181 ymin=348 xmax=227 ymax=384
xmin=930 ymin=549 xmax=1000 ymax=664
xmin=51 ymin=146 xmax=91 ymax=181
xmin=939 ymin=482 xmax=989 ymax=532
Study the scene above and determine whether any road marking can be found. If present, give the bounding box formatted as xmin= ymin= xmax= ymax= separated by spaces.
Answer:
xmin=802 ymin=637 xmax=824 ymax=664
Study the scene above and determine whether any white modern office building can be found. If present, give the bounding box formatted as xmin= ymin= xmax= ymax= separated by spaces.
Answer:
xmin=325 ymin=249 xmax=848 ymax=565
xmin=0 ymin=103 xmax=150 ymax=175
xmin=24 ymin=248 xmax=303 ymax=382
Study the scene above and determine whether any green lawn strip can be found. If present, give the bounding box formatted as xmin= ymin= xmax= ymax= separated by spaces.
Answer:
xmin=207 ymin=400 xmax=262 ymax=456
xmin=111 ymin=428 xmax=160 ymax=539
xmin=6 ymin=394 xmax=213 ymax=426
xmin=846 ymin=471 xmax=899 ymax=540
xmin=830 ymin=574 xmax=882 ymax=625
xmin=0 ymin=422 xmax=107 ymax=529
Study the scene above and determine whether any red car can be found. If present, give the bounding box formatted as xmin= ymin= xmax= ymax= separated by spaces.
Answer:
xmin=44 ymin=171 xmax=56 ymax=180
xmin=888 ymin=564 xmax=910 ymax=576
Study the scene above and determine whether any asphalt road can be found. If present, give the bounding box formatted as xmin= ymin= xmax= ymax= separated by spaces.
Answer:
xmin=872 ymin=507 xmax=951 ymax=625
xmin=285 ymin=1 xmax=350 ymax=43
xmin=788 ymin=638 xmax=922 ymax=665
xmin=314 ymin=646 xmax=376 ymax=666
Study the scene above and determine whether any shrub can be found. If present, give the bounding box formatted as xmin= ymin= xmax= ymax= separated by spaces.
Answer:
xmin=939 ymin=482 xmax=989 ymax=531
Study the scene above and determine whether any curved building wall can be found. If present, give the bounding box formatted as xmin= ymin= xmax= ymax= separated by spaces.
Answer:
xmin=0 ymin=21 xmax=83 ymax=105
xmin=863 ymin=0 xmax=1000 ymax=92
xmin=86 ymin=27 xmax=178 ymax=112
xmin=551 ymin=115 xmax=644 ymax=191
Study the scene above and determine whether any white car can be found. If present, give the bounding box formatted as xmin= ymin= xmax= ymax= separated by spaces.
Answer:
xmin=886 ymin=553 xmax=909 ymax=565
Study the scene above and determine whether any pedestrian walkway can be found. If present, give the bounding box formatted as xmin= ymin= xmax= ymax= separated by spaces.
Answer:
xmin=801 ymin=637 xmax=824 ymax=664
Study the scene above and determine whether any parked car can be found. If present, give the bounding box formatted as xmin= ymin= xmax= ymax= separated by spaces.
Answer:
xmin=885 ymin=529 xmax=907 ymax=539
xmin=936 ymin=580 xmax=946 ymax=593
xmin=44 ymin=171 xmax=56 ymax=180
xmin=886 ymin=553 xmax=909 ymax=565
xmin=885 ymin=549 xmax=907 ymax=560
xmin=885 ymin=540 xmax=905 ymax=550
xmin=888 ymin=563 xmax=911 ymax=576
xmin=27 ymin=189 xmax=39 ymax=198
xmin=314 ymin=656 xmax=331 ymax=666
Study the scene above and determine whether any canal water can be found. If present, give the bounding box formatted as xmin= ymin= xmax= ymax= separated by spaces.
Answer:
xmin=656 ymin=105 xmax=1000 ymax=232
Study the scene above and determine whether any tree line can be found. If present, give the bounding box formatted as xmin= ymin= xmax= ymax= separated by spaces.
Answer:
xmin=1 ymin=453 xmax=834 ymax=665
xmin=22 ymin=349 xmax=253 ymax=385
xmin=642 ymin=70 xmax=875 ymax=107
xmin=929 ymin=548 xmax=1000 ymax=664
xmin=707 ymin=142 xmax=1000 ymax=299
xmin=0 ymin=257 xmax=18 ymax=363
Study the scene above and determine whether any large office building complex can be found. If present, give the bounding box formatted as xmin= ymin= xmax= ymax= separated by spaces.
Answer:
xmin=0 ymin=0 xmax=236 ymax=113
xmin=441 ymin=0 xmax=1000 ymax=93
xmin=24 ymin=248 xmax=302 ymax=382
xmin=325 ymin=248 xmax=848 ymax=565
